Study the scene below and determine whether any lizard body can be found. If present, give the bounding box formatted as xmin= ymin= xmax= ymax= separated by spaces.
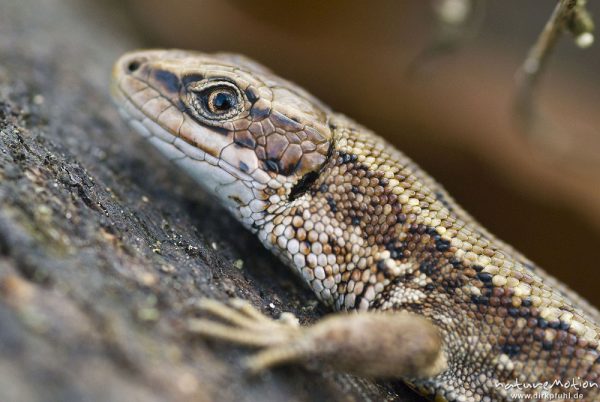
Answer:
xmin=112 ymin=50 xmax=600 ymax=401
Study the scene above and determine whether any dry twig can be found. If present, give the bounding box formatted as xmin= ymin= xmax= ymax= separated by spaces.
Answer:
xmin=516 ymin=0 xmax=595 ymax=133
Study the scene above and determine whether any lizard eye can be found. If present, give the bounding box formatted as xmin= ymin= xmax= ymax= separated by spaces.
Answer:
xmin=188 ymin=81 xmax=242 ymax=121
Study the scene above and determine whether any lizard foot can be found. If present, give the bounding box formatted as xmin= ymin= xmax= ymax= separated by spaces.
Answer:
xmin=187 ymin=298 xmax=305 ymax=373
xmin=188 ymin=298 xmax=446 ymax=379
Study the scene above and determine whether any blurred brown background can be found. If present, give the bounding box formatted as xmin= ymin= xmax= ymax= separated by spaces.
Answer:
xmin=108 ymin=1 xmax=600 ymax=304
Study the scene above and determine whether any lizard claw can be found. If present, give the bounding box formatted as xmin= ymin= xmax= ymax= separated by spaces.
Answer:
xmin=187 ymin=298 xmax=302 ymax=352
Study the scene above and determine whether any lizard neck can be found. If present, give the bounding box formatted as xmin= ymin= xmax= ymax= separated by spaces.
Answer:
xmin=253 ymin=115 xmax=452 ymax=311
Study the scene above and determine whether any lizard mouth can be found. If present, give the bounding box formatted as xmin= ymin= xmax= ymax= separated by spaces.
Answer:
xmin=114 ymin=99 xmax=267 ymax=220
xmin=111 ymin=51 xmax=260 ymax=186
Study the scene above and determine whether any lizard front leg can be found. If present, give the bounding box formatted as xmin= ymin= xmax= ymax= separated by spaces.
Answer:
xmin=188 ymin=298 xmax=447 ymax=380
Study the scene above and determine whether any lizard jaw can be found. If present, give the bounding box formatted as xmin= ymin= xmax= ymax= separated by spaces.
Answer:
xmin=112 ymin=58 xmax=266 ymax=225
xmin=111 ymin=51 xmax=276 ymax=223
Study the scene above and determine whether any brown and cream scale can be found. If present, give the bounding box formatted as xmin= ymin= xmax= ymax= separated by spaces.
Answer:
xmin=111 ymin=49 xmax=600 ymax=401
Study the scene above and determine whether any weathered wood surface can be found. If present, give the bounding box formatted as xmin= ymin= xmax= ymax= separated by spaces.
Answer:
xmin=0 ymin=1 xmax=423 ymax=401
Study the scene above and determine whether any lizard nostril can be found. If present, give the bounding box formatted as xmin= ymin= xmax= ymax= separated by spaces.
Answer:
xmin=126 ymin=60 xmax=141 ymax=73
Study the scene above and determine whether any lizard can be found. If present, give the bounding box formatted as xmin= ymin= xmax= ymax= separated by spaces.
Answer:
xmin=111 ymin=49 xmax=600 ymax=401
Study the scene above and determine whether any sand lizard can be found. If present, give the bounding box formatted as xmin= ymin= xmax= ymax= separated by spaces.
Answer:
xmin=111 ymin=50 xmax=600 ymax=401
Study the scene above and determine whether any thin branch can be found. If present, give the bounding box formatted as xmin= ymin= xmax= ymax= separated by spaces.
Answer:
xmin=515 ymin=0 xmax=594 ymax=132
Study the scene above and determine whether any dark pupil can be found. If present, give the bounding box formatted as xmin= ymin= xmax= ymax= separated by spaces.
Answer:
xmin=213 ymin=92 xmax=233 ymax=111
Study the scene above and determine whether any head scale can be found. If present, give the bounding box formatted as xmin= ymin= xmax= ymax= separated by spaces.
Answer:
xmin=112 ymin=50 xmax=333 ymax=228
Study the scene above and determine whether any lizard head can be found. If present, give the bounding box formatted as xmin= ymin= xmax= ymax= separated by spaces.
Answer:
xmin=112 ymin=49 xmax=333 ymax=227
